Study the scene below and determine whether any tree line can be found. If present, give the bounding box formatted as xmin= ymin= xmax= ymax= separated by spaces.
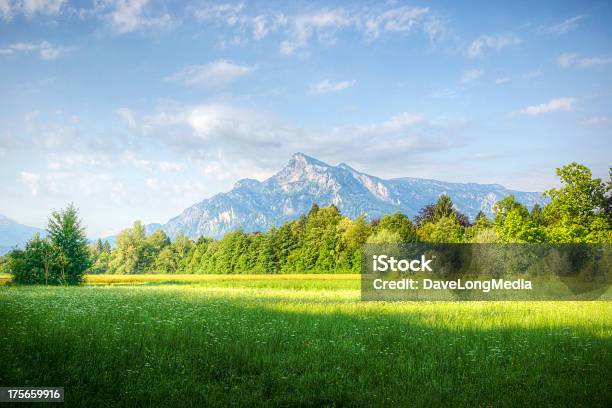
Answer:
xmin=2 ymin=162 xmax=610 ymax=282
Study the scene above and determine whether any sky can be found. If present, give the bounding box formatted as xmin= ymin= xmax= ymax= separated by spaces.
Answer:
xmin=0 ymin=0 xmax=611 ymax=237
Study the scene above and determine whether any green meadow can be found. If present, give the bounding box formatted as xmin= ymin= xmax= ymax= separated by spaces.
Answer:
xmin=0 ymin=274 xmax=610 ymax=407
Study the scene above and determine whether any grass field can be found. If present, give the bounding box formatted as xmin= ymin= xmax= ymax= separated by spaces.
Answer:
xmin=0 ymin=274 xmax=610 ymax=407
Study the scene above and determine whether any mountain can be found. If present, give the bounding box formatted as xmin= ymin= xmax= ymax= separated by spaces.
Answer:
xmin=0 ymin=215 xmax=46 ymax=255
xmin=150 ymin=153 xmax=546 ymax=239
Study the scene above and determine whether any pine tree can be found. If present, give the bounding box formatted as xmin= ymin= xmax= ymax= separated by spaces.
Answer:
xmin=47 ymin=204 xmax=90 ymax=284
xmin=433 ymin=194 xmax=454 ymax=221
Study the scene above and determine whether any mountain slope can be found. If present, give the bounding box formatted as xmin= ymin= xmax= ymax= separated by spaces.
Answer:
xmin=0 ymin=215 xmax=46 ymax=255
xmin=154 ymin=153 xmax=546 ymax=239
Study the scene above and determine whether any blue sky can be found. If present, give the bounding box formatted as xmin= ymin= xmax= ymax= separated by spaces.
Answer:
xmin=0 ymin=0 xmax=611 ymax=237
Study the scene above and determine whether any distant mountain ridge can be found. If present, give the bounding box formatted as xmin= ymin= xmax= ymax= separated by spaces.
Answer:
xmin=149 ymin=153 xmax=546 ymax=239
xmin=0 ymin=214 xmax=46 ymax=255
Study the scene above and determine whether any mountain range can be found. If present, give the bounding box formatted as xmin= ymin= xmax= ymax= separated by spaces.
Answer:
xmin=147 ymin=153 xmax=546 ymax=240
xmin=0 ymin=214 xmax=46 ymax=255
xmin=0 ymin=153 xmax=548 ymax=250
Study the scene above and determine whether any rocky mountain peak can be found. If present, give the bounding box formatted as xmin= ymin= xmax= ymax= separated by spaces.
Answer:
xmin=145 ymin=153 xmax=546 ymax=239
xmin=276 ymin=152 xmax=334 ymax=185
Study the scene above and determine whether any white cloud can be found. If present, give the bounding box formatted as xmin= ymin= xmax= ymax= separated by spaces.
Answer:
xmin=106 ymin=0 xmax=172 ymax=33
xmin=516 ymin=97 xmax=576 ymax=116
xmin=189 ymin=4 xmax=438 ymax=56
xmin=38 ymin=41 xmax=65 ymax=59
xmin=20 ymin=171 xmax=40 ymax=196
xmin=308 ymin=79 xmax=355 ymax=95
xmin=21 ymin=0 xmax=64 ymax=16
xmin=581 ymin=116 xmax=609 ymax=126
xmin=252 ymin=14 xmax=269 ymax=40
xmin=547 ymin=15 xmax=585 ymax=34
xmin=165 ymin=60 xmax=257 ymax=87
xmin=557 ymin=53 xmax=578 ymax=67
xmin=280 ymin=8 xmax=352 ymax=55
xmin=460 ymin=69 xmax=483 ymax=84
xmin=279 ymin=6 xmax=432 ymax=55
xmin=0 ymin=0 xmax=169 ymax=34
xmin=0 ymin=0 xmax=65 ymax=21
xmin=423 ymin=15 xmax=448 ymax=43
xmin=364 ymin=6 xmax=429 ymax=40
xmin=193 ymin=2 xmax=245 ymax=25
xmin=0 ymin=41 xmax=68 ymax=60
xmin=467 ymin=33 xmax=520 ymax=58
xmin=495 ymin=77 xmax=509 ymax=84
xmin=7 ymin=41 xmax=38 ymax=51
xmin=0 ymin=0 xmax=12 ymax=21
xmin=557 ymin=53 xmax=612 ymax=68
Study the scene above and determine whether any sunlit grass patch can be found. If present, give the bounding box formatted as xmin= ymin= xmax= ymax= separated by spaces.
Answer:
xmin=0 ymin=275 xmax=610 ymax=407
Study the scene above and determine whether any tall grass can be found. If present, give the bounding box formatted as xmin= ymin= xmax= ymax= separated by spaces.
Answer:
xmin=0 ymin=277 xmax=610 ymax=407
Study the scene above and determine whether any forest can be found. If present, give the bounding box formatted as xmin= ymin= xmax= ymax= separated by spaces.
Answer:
xmin=3 ymin=162 xmax=611 ymax=281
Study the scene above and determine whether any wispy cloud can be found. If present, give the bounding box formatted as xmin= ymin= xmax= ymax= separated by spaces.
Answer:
xmin=0 ymin=0 xmax=11 ymax=21
xmin=460 ymin=69 xmax=484 ymax=84
xmin=308 ymin=79 xmax=355 ymax=95
xmin=467 ymin=33 xmax=521 ymax=58
xmin=557 ymin=53 xmax=578 ymax=67
xmin=495 ymin=77 xmax=509 ymax=84
xmin=581 ymin=116 xmax=609 ymax=126
xmin=252 ymin=14 xmax=269 ymax=40
xmin=105 ymin=0 xmax=173 ymax=34
xmin=0 ymin=0 xmax=65 ymax=21
xmin=515 ymin=98 xmax=576 ymax=116
xmin=0 ymin=41 xmax=69 ymax=60
xmin=547 ymin=15 xmax=585 ymax=34
xmin=279 ymin=8 xmax=353 ymax=56
xmin=165 ymin=60 xmax=257 ymax=87
xmin=363 ymin=6 xmax=430 ymax=40
xmin=557 ymin=53 xmax=612 ymax=68
xmin=192 ymin=2 xmax=246 ymax=25
xmin=282 ymin=6 xmax=436 ymax=55
xmin=422 ymin=14 xmax=448 ymax=43
xmin=188 ymin=4 xmax=441 ymax=56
